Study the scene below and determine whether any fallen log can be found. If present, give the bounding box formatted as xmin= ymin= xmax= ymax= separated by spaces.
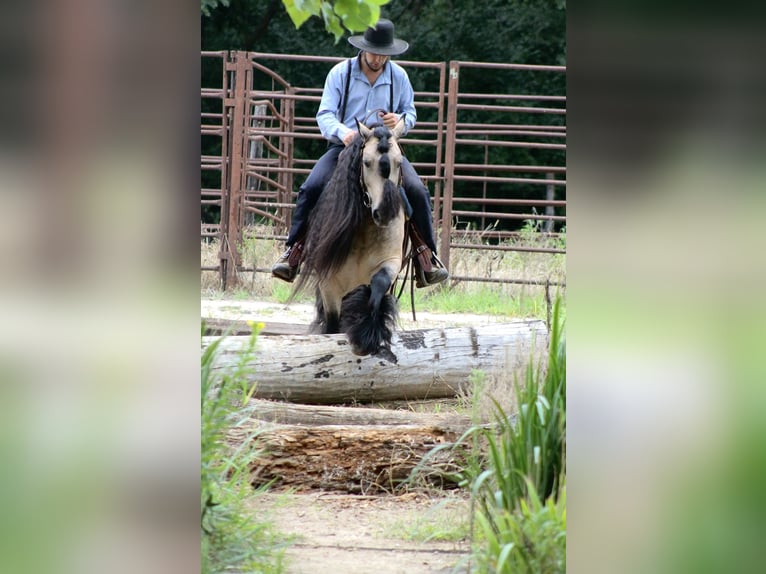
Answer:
xmin=204 ymin=321 xmax=546 ymax=404
xmin=230 ymin=422 xmax=466 ymax=494
xmin=248 ymin=399 xmax=471 ymax=433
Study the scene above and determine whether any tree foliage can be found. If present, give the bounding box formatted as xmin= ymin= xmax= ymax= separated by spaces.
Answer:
xmin=202 ymin=0 xmax=389 ymax=41
xmin=201 ymin=0 xmax=230 ymax=18
xmin=283 ymin=0 xmax=390 ymax=41
xmin=202 ymin=0 xmax=564 ymax=66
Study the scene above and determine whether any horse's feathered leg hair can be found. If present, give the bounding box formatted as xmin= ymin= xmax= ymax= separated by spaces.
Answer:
xmin=340 ymin=268 xmax=399 ymax=356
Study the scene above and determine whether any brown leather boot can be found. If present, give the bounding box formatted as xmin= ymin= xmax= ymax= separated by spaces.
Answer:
xmin=271 ymin=241 xmax=304 ymax=283
xmin=409 ymin=222 xmax=449 ymax=288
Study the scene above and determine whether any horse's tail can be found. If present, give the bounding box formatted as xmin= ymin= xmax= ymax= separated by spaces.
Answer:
xmin=339 ymin=285 xmax=399 ymax=356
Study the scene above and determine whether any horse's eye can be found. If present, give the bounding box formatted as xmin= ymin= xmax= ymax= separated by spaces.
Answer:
xmin=363 ymin=159 xmax=372 ymax=168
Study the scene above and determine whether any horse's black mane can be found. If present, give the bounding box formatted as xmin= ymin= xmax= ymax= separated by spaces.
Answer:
xmin=291 ymin=130 xmax=402 ymax=298
xmin=308 ymin=137 xmax=366 ymax=279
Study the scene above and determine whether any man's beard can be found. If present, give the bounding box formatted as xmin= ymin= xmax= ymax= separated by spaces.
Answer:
xmin=365 ymin=55 xmax=385 ymax=71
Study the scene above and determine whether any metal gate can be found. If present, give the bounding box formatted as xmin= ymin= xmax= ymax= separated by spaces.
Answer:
xmin=201 ymin=51 xmax=566 ymax=290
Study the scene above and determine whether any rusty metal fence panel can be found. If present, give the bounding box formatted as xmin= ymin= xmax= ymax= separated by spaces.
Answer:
xmin=200 ymin=51 xmax=227 ymax=241
xmin=201 ymin=51 xmax=565 ymax=290
xmin=440 ymin=61 xmax=566 ymax=286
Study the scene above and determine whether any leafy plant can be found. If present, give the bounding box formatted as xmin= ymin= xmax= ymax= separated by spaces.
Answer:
xmin=201 ymin=0 xmax=229 ymax=17
xmin=416 ymin=298 xmax=565 ymax=572
xmin=480 ymin=300 xmax=565 ymax=510
xmin=282 ymin=0 xmax=390 ymax=42
xmin=465 ymin=297 xmax=565 ymax=571
xmin=201 ymin=324 xmax=288 ymax=574
xmin=474 ymin=480 xmax=566 ymax=574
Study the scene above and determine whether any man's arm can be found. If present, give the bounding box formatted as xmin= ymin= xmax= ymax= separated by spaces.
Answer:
xmin=385 ymin=65 xmax=417 ymax=135
xmin=316 ymin=61 xmax=355 ymax=144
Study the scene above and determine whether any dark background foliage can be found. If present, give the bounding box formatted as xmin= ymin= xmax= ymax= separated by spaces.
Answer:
xmin=202 ymin=0 xmax=565 ymax=64
xmin=201 ymin=0 xmax=566 ymax=230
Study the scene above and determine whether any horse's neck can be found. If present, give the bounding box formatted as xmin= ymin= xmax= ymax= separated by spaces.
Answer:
xmin=355 ymin=212 xmax=405 ymax=251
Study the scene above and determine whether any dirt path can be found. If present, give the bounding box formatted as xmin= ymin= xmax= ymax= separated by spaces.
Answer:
xmin=201 ymin=299 xmax=516 ymax=331
xmin=255 ymin=492 xmax=471 ymax=574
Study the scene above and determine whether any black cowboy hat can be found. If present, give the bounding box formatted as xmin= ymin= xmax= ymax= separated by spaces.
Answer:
xmin=348 ymin=19 xmax=409 ymax=56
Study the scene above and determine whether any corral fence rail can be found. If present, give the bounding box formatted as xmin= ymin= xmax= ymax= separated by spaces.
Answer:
xmin=201 ymin=51 xmax=566 ymax=290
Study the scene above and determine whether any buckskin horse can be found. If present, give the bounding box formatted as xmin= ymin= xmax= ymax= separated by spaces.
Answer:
xmin=291 ymin=117 xmax=407 ymax=356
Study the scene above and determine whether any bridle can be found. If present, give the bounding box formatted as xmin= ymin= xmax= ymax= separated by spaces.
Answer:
xmin=358 ymin=113 xmax=404 ymax=208
xmin=359 ymin=154 xmax=404 ymax=209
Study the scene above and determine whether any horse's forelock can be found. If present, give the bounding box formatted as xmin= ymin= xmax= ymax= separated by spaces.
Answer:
xmin=378 ymin=154 xmax=390 ymax=179
xmin=373 ymin=125 xmax=390 ymax=142
xmin=373 ymin=126 xmax=391 ymax=155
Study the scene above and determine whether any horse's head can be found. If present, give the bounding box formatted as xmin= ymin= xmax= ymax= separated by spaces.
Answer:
xmin=356 ymin=116 xmax=406 ymax=227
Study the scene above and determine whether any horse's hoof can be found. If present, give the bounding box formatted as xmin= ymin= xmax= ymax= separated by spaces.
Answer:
xmin=374 ymin=347 xmax=398 ymax=364
xmin=351 ymin=345 xmax=371 ymax=357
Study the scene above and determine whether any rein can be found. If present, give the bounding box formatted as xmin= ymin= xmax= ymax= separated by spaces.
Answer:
xmin=361 ymin=108 xmax=388 ymax=126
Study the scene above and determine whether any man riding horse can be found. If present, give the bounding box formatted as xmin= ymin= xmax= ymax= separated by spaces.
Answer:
xmin=271 ymin=18 xmax=449 ymax=288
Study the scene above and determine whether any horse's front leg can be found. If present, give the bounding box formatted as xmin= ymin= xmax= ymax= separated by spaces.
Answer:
xmin=340 ymin=266 xmax=399 ymax=356
xmin=324 ymin=304 xmax=341 ymax=334
xmin=321 ymin=291 xmax=342 ymax=334
xmin=312 ymin=288 xmax=341 ymax=334
xmin=369 ymin=267 xmax=395 ymax=314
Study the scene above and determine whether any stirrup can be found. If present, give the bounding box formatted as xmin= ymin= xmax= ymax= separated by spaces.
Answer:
xmin=415 ymin=254 xmax=449 ymax=288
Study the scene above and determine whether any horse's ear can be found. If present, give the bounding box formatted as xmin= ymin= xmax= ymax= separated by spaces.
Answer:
xmin=392 ymin=114 xmax=406 ymax=139
xmin=356 ymin=118 xmax=372 ymax=140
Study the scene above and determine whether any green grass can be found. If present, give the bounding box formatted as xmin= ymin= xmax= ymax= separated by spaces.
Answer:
xmin=380 ymin=498 xmax=471 ymax=543
xmin=201 ymin=324 xmax=289 ymax=574
xmin=414 ymin=298 xmax=566 ymax=572
xmin=270 ymin=280 xmax=301 ymax=304
xmin=463 ymin=298 xmax=566 ymax=572
xmin=399 ymin=283 xmax=551 ymax=317
xmin=232 ymin=288 xmax=253 ymax=301
xmin=473 ymin=481 xmax=566 ymax=574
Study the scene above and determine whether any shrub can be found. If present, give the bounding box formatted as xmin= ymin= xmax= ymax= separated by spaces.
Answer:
xmin=446 ymin=297 xmax=566 ymax=572
xmin=201 ymin=324 xmax=287 ymax=574
xmin=474 ymin=481 xmax=566 ymax=574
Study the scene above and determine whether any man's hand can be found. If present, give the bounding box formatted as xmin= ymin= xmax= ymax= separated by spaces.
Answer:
xmin=342 ymin=130 xmax=357 ymax=146
xmin=379 ymin=112 xmax=399 ymax=129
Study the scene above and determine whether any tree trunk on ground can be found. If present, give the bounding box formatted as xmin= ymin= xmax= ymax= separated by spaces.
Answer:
xmin=230 ymin=422 xmax=467 ymax=494
xmin=249 ymin=399 xmax=471 ymax=433
xmin=204 ymin=321 xmax=546 ymax=404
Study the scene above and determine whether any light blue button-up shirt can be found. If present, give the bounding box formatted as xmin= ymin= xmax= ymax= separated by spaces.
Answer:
xmin=316 ymin=54 xmax=417 ymax=145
